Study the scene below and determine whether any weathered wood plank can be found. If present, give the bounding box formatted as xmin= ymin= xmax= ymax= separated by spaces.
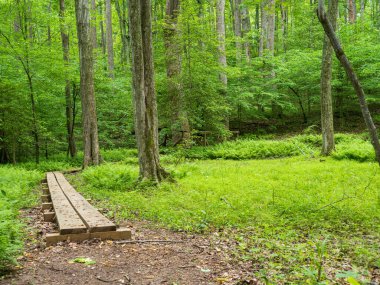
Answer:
xmin=41 ymin=194 xmax=51 ymax=203
xmin=54 ymin=172 xmax=116 ymax=233
xmin=42 ymin=202 xmax=53 ymax=210
xmin=44 ymin=211 xmax=55 ymax=222
xmin=46 ymin=172 xmax=87 ymax=235
xmin=46 ymin=228 xmax=131 ymax=246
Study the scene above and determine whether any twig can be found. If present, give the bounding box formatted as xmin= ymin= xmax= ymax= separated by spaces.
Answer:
xmin=95 ymin=276 xmax=119 ymax=283
xmin=115 ymin=239 xmax=186 ymax=244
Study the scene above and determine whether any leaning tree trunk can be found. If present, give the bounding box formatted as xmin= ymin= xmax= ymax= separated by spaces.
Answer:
xmin=105 ymin=0 xmax=115 ymax=77
xmin=59 ymin=0 xmax=77 ymax=158
xmin=317 ymin=0 xmax=380 ymax=165
xmin=320 ymin=0 xmax=338 ymax=156
xmin=128 ymin=0 xmax=168 ymax=182
xmin=164 ymin=0 xmax=190 ymax=145
xmin=75 ymin=0 xmax=101 ymax=168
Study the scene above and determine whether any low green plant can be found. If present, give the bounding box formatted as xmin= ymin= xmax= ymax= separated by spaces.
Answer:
xmin=0 ymin=166 xmax=42 ymax=273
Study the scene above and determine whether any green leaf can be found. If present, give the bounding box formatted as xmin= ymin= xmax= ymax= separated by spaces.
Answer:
xmin=346 ymin=277 xmax=361 ymax=285
xmin=69 ymin=257 xmax=96 ymax=265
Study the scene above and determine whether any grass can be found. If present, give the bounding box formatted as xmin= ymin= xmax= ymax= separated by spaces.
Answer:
xmin=1 ymin=132 xmax=379 ymax=283
xmin=0 ymin=166 xmax=42 ymax=273
xmin=69 ymin=156 xmax=380 ymax=284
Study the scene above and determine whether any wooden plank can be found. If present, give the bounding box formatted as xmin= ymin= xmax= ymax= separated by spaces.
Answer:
xmin=44 ymin=211 xmax=55 ymax=222
xmin=42 ymin=202 xmax=53 ymax=210
xmin=41 ymin=195 xmax=51 ymax=202
xmin=54 ymin=172 xmax=116 ymax=233
xmin=46 ymin=228 xmax=131 ymax=246
xmin=46 ymin=172 xmax=87 ymax=235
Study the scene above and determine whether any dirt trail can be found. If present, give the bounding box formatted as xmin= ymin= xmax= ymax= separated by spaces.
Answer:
xmin=0 ymin=208 xmax=255 ymax=285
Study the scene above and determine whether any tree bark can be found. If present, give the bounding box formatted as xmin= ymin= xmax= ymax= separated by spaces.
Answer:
xmin=75 ymin=0 xmax=101 ymax=168
xmin=91 ymin=0 xmax=97 ymax=48
xmin=164 ymin=0 xmax=190 ymax=145
xmin=232 ymin=0 xmax=242 ymax=63
xmin=60 ymin=0 xmax=77 ymax=158
xmin=99 ymin=1 xmax=106 ymax=55
xmin=128 ymin=0 xmax=168 ymax=181
xmin=105 ymin=0 xmax=115 ymax=77
xmin=320 ymin=0 xmax=338 ymax=156
xmin=241 ymin=5 xmax=251 ymax=62
xmin=115 ymin=0 xmax=130 ymax=66
xmin=317 ymin=0 xmax=380 ymax=165
xmin=347 ymin=0 xmax=357 ymax=23
xmin=216 ymin=0 xmax=229 ymax=129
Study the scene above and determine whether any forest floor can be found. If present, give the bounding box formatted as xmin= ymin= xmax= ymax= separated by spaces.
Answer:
xmin=0 ymin=207 xmax=256 ymax=285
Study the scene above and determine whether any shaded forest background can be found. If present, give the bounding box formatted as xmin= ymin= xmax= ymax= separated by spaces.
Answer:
xmin=1 ymin=0 xmax=380 ymax=163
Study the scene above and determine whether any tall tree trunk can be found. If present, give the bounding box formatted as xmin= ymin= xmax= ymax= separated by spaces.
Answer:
xmin=115 ymin=0 xmax=130 ymax=66
xmin=232 ymin=0 xmax=242 ymax=63
xmin=99 ymin=1 xmax=106 ymax=55
xmin=60 ymin=0 xmax=77 ymax=158
xmin=317 ymin=0 xmax=380 ymax=165
xmin=105 ymin=0 xmax=115 ymax=77
xmin=259 ymin=1 xmax=267 ymax=57
xmin=91 ymin=0 xmax=97 ymax=48
xmin=348 ymin=0 xmax=357 ymax=23
xmin=280 ymin=0 xmax=287 ymax=52
xmin=266 ymin=0 xmax=275 ymax=54
xmin=75 ymin=0 xmax=101 ymax=168
xmin=128 ymin=0 xmax=168 ymax=181
xmin=320 ymin=0 xmax=338 ymax=156
xmin=216 ymin=0 xmax=229 ymax=129
xmin=241 ymin=5 xmax=251 ymax=62
xmin=164 ymin=0 xmax=190 ymax=145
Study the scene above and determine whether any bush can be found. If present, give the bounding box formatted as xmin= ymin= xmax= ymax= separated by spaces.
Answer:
xmin=332 ymin=139 xmax=375 ymax=162
xmin=0 ymin=166 xmax=42 ymax=273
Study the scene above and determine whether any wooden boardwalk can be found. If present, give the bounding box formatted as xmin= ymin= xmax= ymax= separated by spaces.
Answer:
xmin=42 ymin=172 xmax=131 ymax=245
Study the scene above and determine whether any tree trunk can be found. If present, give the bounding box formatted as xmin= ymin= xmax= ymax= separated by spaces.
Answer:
xmin=280 ymin=0 xmax=287 ymax=52
xmin=105 ymin=0 xmax=115 ymax=77
xmin=348 ymin=0 xmax=357 ymax=23
xmin=216 ymin=0 xmax=229 ymax=129
xmin=259 ymin=1 xmax=266 ymax=57
xmin=115 ymin=0 xmax=130 ymax=66
xmin=60 ymin=0 xmax=77 ymax=158
xmin=75 ymin=0 xmax=101 ymax=168
xmin=320 ymin=0 xmax=338 ymax=156
xmin=164 ymin=0 xmax=190 ymax=145
xmin=232 ymin=0 xmax=242 ymax=63
xmin=241 ymin=5 xmax=251 ymax=62
xmin=317 ymin=0 xmax=380 ymax=165
xmin=99 ymin=1 xmax=106 ymax=55
xmin=91 ymin=0 xmax=97 ymax=48
xmin=128 ymin=0 xmax=168 ymax=181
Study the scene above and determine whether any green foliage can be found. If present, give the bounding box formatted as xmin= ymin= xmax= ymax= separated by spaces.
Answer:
xmin=0 ymin=166 xmax=42 ymax=273
xmin=81 ymin=163 xmax=137 ymax=191
xmin=70 ymin=157 xmax=380 ymax=283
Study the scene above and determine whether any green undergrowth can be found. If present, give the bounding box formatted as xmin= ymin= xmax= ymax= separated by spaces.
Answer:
xmin=69 ymin=156 xmax=380 ymax=283
xmin=0 ymin=166 xmax=42 ymax=274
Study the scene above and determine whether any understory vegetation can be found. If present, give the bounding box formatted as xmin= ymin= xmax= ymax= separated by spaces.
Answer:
xmin=0 ymin=167 xmax=42 ymax=273
xmin=1 ymin=133 xmax=379 ymax=283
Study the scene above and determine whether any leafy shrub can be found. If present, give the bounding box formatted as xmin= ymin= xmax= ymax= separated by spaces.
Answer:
xmin=81 ymin=163 xmax=137 ymax=191
xmin=0 ymin=167 xmax=42 ymax=273
xmin=332 ymin=139 xmax=375 ymax=162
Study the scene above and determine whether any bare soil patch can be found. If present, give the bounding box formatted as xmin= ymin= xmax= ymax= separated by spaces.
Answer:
xmin=0 ymin=207 xmax=255 ymax=285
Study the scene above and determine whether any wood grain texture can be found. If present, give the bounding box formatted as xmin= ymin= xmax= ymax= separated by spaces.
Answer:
xmin=46 ymin=172 xmax=87 ymax=235
xmin=54 ymin=172 xmax=116 ymax=233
